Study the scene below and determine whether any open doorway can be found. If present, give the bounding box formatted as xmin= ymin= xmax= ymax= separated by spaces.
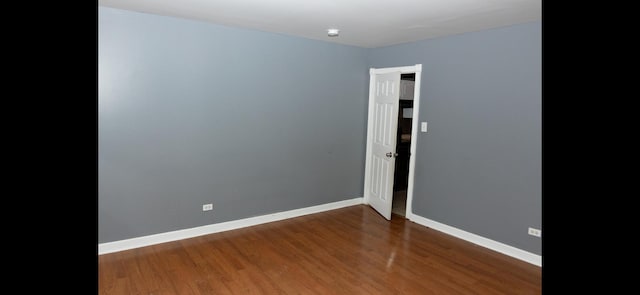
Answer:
xmin=364 ymin=64 xmax=422 ymax=221
xmin=392 ymin=73 xmax=415 ymax=217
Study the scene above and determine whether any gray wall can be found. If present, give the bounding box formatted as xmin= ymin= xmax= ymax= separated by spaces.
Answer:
xmin=99 ymin=5 xmax=541 ymax=256
xmin=368 ymin=22 xmax=541 ymax=255
xmin=98 ymin=7 xmax=368 ymax=243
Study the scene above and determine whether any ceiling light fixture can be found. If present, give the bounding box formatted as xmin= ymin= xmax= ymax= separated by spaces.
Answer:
xmin=327 ymin=28 xmax=339 ymax=37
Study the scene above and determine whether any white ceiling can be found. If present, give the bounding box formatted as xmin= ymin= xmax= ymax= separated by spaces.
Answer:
xmin=99 ymin=0 xmax=541 ymax=48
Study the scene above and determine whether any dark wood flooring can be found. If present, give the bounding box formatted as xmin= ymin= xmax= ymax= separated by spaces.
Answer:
xmin=99 ymin=205 xmax=541 ymax=294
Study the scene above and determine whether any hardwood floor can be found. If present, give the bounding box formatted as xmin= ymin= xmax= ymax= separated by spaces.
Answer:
xmin=99 ymin=205 xmax=541 ymax=294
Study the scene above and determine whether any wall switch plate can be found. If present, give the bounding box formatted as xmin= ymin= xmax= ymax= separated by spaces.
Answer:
xmin=421 ymin=122 xmax=428 ymax=132
xmin=528 ymin=227 xmax=541 ymax=237
xmin=203 ymin=204 xmax=213 ymax=211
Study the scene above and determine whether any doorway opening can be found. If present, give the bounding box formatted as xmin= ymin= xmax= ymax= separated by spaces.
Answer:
xmin=364 ymin=64 xmax=421 ymax=221
xmin=392 ymin=73 xmax=415 ymax=217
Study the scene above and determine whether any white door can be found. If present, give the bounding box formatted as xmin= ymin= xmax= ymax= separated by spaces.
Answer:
xmin=364 ymin=70 xmax=400 ymax=220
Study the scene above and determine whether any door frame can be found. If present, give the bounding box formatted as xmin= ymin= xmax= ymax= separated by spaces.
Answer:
xmin=364 ymin=64 xmax=422 ymax=219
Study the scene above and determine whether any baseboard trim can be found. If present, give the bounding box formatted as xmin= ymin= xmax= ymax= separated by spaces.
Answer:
xmin=99 ymin=197 xmax=364 ymax=255
xmin=406 ymin=212 xmax=542 ymax=267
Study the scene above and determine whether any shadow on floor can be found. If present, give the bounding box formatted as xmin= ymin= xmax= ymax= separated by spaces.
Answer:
xmin=392 ymin=190 xmax=407 ymax=217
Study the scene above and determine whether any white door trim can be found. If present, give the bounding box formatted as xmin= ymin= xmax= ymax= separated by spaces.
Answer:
xmin=364 ymin=64 xmax=422 ymax=219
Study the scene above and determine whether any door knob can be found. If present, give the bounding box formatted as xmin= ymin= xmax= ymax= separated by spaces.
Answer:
xmin=386 ymin=152 xmax=393 ymax=158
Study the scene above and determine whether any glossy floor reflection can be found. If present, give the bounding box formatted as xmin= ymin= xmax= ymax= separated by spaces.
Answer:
xmin=99 ymin=205 xmax=541 ymax=294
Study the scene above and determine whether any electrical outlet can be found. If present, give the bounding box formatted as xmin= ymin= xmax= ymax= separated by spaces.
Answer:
xmin=528 ymin=227 xmax=541 ymax=237
xmin=202 ymin=204 xmax=213 ymax=211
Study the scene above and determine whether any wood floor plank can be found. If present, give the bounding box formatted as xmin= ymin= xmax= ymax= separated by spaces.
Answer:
xmin=99 ymin=205 xmax=541 ymax=294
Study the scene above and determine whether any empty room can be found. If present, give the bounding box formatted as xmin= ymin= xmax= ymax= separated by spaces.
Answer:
xmin=98 ymin=0 xmax=541 ymax=294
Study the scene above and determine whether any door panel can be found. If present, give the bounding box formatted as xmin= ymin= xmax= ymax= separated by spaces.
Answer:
xmin=365 ymin=71 xmax=400 ymax=220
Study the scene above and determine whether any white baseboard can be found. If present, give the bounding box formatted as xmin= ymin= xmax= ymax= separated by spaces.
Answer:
xmin=99 ymin=197 xmax=363 ymax=255
xmin=406 ymin=212 xmax=542 ymax=267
